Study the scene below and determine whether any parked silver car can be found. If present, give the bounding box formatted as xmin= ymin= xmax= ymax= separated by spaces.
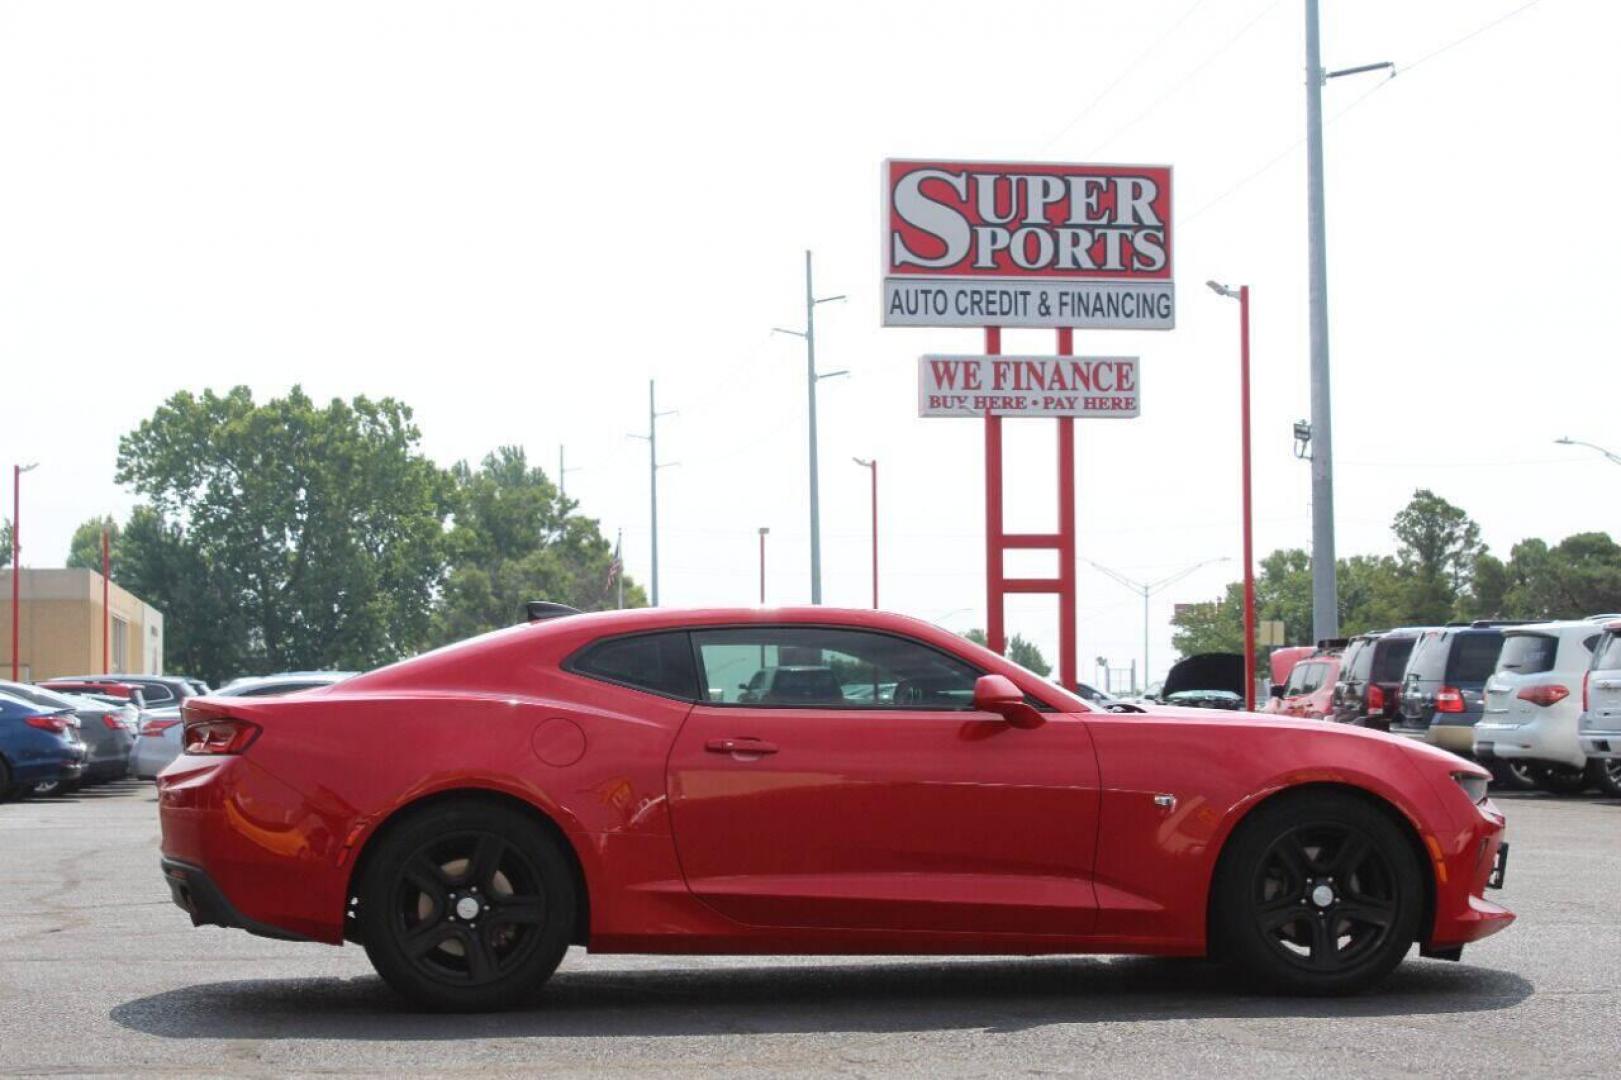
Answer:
xmin=130 ymin=672 xmax=353 ymax=779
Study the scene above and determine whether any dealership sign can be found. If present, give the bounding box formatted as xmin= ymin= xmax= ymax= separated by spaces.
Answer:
xmin=918 ymin=355 xmax=1139 ymax=419
xmin=883 ymin=159 xmax=1174 ymax=330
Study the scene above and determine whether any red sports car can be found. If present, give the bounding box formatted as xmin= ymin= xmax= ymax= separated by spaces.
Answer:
xmin=158 ymin=606 xmax=1513 ymax=1011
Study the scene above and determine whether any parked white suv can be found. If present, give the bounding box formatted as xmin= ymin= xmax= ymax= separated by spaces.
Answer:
xmin=1577 ymin=620 xmax=1621 ymax=796
xmin=1474 ymin=619 xmax=1620 ymax=796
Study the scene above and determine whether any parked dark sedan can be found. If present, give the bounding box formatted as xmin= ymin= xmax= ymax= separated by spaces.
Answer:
xmin=0 ymin=693 xmax=86 ymax=800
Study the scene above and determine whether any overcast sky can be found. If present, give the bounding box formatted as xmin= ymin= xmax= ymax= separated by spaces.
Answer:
xmin=2 ymin=0 xmax=1614 ymax=685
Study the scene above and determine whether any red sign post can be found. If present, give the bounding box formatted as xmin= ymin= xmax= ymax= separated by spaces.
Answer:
xmin=884 ymin=159 xmax=1174 ymax=692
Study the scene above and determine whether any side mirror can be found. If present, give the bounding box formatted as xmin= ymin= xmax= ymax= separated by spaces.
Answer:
xmin=1269 ymin=684 xmax=1286 ymax=699
xmin=972 ymin=674 xmax=1045 ymax=729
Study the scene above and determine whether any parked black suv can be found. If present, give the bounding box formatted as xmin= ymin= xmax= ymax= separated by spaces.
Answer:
xmin=1331 ymin=628 xmax=1428 ymax=730
xmin=1391 ymin=623 xmax=1513 ymax=755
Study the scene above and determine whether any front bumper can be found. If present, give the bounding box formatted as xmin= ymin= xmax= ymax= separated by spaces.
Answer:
xmin=1426 ymin=723 xmax=1478 ymax=755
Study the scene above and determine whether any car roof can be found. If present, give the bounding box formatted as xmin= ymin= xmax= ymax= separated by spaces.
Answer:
xmin=1503 ymin=620 xmax=1610 ymax=636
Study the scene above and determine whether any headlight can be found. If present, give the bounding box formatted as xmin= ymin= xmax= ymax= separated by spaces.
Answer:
xmin=1452 ymin=771 xmax=1489 ymax=805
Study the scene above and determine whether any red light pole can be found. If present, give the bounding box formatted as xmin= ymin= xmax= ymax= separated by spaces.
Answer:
xmin=757 ymin=527 xmax=769 ymax=604
xmin=853 ymin=458 xmax=878 ymax=609
xmin=1209 ymin=281 xmax=1257 ymax=709
xmin=11 ymin=463 xmax=39 ymax=682
xmin=102 ymin=527 xmax=111 ymax=673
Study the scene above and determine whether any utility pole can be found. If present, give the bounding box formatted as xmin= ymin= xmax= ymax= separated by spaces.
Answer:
xmin=558 ymin=445 xmax=582 ymax=500
xmin=629 ymin=382 xmax=676 ymax=606
xmin=758 ymin=527 xmax=769 ymax=604
xmin=1304 ymin=0 xmax=1392 ymax=641
xmin=774 ymin=251 xmax=845 ymax=604
xmin=1304 ymin=0 xmax=1337 ymax=642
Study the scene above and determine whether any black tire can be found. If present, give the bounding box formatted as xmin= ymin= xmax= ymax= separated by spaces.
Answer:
xmin=1210 ymin=791 xmax=1423 ymax=995
xmin=1586 ymin=758 xmax=1621 ymax=798
xmin=0 ymin=759 xmax=11 ymax=804
xmin=1531 ymin=764 xmax=1590 ymax=795
xmin=1489 ymin=761 xmax=1540 ymax=792
xmin=357 ymin=800 xmax=576 ymax=1012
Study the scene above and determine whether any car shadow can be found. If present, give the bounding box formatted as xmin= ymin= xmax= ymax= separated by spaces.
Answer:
xmin=110 ymin=955 xmax=1534 ymax=1040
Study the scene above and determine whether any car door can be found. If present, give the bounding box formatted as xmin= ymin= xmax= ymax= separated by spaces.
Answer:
xmin=666 ymin=625 xmax=1101 ymax=936
xmin=1281 ymin=662 xmax=1318 ymax=716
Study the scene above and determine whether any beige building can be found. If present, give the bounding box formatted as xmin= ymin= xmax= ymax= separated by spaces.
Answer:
xmin=1 ymin=568 xmax=165 ymax=681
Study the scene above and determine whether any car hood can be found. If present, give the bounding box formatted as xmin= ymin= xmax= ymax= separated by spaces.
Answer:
xmin=1138 ymin=703 xmax=1480 ymax=765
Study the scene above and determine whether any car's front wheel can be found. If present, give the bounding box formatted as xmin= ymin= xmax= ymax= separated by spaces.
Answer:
xmin=1211 ymin=791 xmax=1422 ymax=994
xmin=357 ymin=800 xmax=577 ymax=1012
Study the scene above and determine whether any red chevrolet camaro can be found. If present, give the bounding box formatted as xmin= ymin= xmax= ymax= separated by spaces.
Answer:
xmin=158 ymin=606 xmax=1513 ymax=1011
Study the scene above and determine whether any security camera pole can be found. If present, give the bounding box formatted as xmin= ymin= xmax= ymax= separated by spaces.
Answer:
xmin=1304 ymin=0 xmax=1393 ymax=640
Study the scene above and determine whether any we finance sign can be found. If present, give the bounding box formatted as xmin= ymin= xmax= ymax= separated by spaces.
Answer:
xmin=918 ymin=355 xmax=1140 ymax=419
xmin=883 ymin=160 xmax=1174 ymax=330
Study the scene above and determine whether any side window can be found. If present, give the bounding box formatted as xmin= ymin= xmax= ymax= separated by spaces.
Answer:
xmin=141 ymin=684 xmax=174 ymax=704
xmin=693 ymin=626 xmax=982 ymax=710
xmin=569 ymin=632 xmax=698 ymax=700
xmin=1299 ymin=663 xmax=1325 ymax=695
xmin=1284 ymin=662 xmax=1311 ymax=696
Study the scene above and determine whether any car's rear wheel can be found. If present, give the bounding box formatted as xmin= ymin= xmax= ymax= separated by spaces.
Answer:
xmin=358 ymin=801 xmax=576 ymax=1012
xmin=1211 ymin=791 xmax=1422 ymax=994
xmin=1586 ymin=758 xmax=1621 ymax=798
xmin=1531 ymin=764 xmax=1589 ymax=795
xmin=0 ymin=759 xmax=12 ymax=803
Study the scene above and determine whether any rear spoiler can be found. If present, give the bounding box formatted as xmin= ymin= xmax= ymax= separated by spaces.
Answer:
xmin=525 ymin=601 xmax=581 ymax=623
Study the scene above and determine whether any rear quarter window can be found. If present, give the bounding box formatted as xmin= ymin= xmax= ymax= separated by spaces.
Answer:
xmin=1497 ymin=633 xmax=1557 ymax=676
xmin=1448 ymin=632 xmax=1505 ymax=684
xmin=1595 ymin=632 xmax=1621 ymax=672
xmin=1372 ymin=637 xmax=1415 ymax=682
xmin=568 ymin=631 xmax=698 ymax=700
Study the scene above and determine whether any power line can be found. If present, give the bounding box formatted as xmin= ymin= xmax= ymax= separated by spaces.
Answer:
xmin=1043 ymin=0 xmax=1211 ymax=151
xmin=1183 ymin=0 xmax=1554 ymax=227
xmin=1086 ymin=0 xmax=1286 ymax=158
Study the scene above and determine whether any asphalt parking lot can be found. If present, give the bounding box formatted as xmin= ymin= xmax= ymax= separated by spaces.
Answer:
xmin=1 ymin=782 xmax=1616 ymax=1079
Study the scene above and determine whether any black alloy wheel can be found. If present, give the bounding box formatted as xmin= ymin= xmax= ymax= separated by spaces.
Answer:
xmin=1587 ymin=758 xmax=1621 ymax=798
xmin=358 ymin=801 xmax=576 ymax=1011
xmin=1490 ymin=761 xmax=1540 ymax=791
xmin=1212 ymin=791 xmax=1421 ymax=994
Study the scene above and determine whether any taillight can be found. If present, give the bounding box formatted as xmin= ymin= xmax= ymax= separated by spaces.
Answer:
xmin=24 ymin=714 xmax=69 ymax=734
xmin=1516 ymin=684 xmax=1570 ymax=708
xmin=183 ymin=717 xmax=261 ymax=755
xmin=1435 ymin=686 xmax=1466 ymax=713
xmin=101 ymin=714 xmax=125 ymax=731
xmin=1367 ymin=684 xmax=1386 ymax=711
xmin=140 ymin=718 xmax=180 ymax=737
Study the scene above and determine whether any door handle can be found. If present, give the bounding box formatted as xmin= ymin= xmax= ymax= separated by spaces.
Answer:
xmin=705 ymin=737 xmax=779 ymax=756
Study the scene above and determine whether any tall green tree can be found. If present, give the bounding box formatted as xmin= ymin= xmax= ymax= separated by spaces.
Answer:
xmin=0 ymin=518 xmax=11 ymax=567
xmin=961 ymin=629 xmax=1052 ymax=677
xmin=66 ymin=516 xmax=120 ymax=571
xmin=1391 ymin=489 xmax=1483 ymax=623
xmin=115 ymin=387 xmax=450 ymax=681
xmin=1499 ymin=533 xmax=1621 ymax=618
xmin=433 ymin=446 xmax=645 ymax=643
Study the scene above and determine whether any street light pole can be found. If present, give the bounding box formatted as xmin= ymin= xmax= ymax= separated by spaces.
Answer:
xmin=11 ymin=463 xmax=39 ymax=682
xmin=774 ymin=251 xmax=845 ymax=604
xmin=1555 ymin=437 xmax=1621 ymax=467
xmin=758 ymin=527 xmax=769 ymax=604
xmin=1087 ymin=556 xmax=1231 ymax=690
xmin=1208 ymin=280 xmax=1257 ymax=709
xmin=1304 ymin=0 xmax=1337 ymax=643
xmin=629 ymin=382 xmax=676 ymax=606
xmin=853 ymin=458 xmax=878 ymax=609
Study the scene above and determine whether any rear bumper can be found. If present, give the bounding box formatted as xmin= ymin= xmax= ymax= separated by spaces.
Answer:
xmin=1426 ymin=723 xmax=1478 ymax=755
xmin=1578 ymin=729 xmax=1621 ymax=759
xmin=160 ymin=858 xmax=310 ymax=941
xmin=1474 ymin=717 xmax=1586 ymax=770
xmin=157 ymin=753 xmax=349 ymax=944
